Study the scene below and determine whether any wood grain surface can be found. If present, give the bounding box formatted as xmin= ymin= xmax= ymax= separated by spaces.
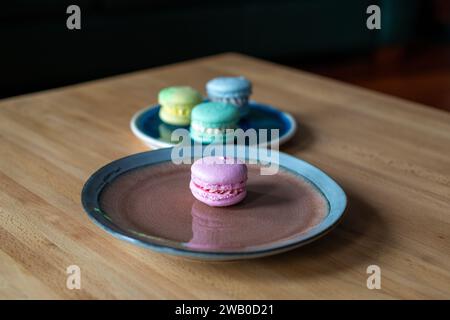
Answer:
xmin=0 ymin=53 xmax=449 ymax=299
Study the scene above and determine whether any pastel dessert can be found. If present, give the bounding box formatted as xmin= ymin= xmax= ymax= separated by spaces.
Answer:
xmin=158 ymin=86 xmax=203 ymax=125
xmin=206 ymin=76 xmax=252 ymax=117
xmin=190 ymin=156 xmax=247 ymax=207
xmin=190 ymin=102 xmax=240 ymax=144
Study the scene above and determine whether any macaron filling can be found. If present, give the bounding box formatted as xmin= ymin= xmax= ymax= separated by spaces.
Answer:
xmin=190 ymin=121 xmax=237 ymax=134
xmin=191 ymin=175 xmax=246 ymax=192
xmin=162 ymin=105 xmax=192 ymax=116
xmin=209 ymin=96 xmax=249 ymax=108
xmin=190 ymin=180 xmax=246 ymax=201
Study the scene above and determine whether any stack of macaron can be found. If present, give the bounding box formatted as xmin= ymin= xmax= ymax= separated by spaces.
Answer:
xmin=190 ymin=156 xmax=248 ymax=207
xmin=156 ymin=82 xmax=252 ymax=207
xmin=157 ymin=76 xmax=252 ymax=144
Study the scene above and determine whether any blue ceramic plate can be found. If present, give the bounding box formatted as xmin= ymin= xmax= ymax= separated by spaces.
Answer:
xmin=81 ymin=147 xmax=347 ymax=261
xmin=130 ymin=101 xmax=297 ymax=149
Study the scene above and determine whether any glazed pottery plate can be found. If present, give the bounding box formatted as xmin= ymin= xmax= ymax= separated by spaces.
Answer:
xmin=130 ymin=101 xmax=297 ymax=149
xmin=81 ymin=147 xmax=347 ymax=261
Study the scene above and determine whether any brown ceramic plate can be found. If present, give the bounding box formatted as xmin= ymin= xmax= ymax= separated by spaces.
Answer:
xmin=81 ymin=148 xmax=346 ymax=260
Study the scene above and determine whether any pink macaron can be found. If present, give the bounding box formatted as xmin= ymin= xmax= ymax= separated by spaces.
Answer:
xmin=189 ymin=156 xmax=248 ymax=207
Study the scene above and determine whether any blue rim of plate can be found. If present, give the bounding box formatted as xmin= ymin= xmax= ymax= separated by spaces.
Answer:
xmin=81 ymin=146 xmax=347 ymax=261
xmin=130 ymin=101 xmax=297 ymax=149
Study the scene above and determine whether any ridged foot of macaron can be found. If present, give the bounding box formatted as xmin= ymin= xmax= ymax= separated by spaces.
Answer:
xmin=209 ymin=96 xmax=250 ymax=116
xmin=189 ymin=128 xmax=236 ymax=144
xmin=190 ymin=181 xmax=247 ymax=207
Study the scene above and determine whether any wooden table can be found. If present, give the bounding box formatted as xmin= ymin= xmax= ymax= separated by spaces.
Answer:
xmin=1 ymin=53 xmax=449 ymax=299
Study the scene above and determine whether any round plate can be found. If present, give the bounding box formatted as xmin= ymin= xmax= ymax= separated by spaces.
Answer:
xmin=130 ymin=101 xmax=297 ymax=149
xmin=81 ymin=147 xmax=347 ymax=261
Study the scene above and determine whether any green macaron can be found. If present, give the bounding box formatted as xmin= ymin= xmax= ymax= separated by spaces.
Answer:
xmin=158 ymin=86 xmax=203 ymax=125
xmin=190 ymin=102 xmax=240 ymax=144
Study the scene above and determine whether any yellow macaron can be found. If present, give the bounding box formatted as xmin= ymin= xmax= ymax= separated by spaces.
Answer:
xmin=158 ymin=86 xmax=203 ymax=125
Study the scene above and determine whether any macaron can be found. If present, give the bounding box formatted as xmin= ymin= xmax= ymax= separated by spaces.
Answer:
xmin=206 ymin=76 xmax=252 ymax=117
xmin=190 ymin=156 xmax=248 ymax=207
xmin=158 ymin=86 xmax=203 ymax=125
xmin=190 ymin=102 xmax=240 ymax=144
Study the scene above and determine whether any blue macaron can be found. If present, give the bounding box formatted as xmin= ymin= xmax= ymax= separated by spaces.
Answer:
xmin=206 ymin=76 xmax=252 ymax=117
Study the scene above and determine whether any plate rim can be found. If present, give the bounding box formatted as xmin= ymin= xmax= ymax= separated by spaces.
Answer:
xmin=81 ymin=147 xmax=347 ymax=261
xmin=130 ymin=101 xmax=297 ymax=149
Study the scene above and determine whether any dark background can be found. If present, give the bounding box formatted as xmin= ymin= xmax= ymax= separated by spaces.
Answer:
xmin=1 ymin=0 xmax=449 ymax=110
